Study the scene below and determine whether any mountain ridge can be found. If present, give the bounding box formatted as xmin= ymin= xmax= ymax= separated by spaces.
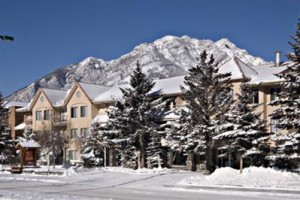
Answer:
xmin=6 ymin=35 xmax=272 ymax=102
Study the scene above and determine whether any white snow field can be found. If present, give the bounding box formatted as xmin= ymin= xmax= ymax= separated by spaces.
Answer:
xmin=0 ymin=166 xmax=299 ymax=200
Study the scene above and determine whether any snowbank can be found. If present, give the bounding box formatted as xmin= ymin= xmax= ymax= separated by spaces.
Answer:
xmin=178 ymin=167 xmax=300 ymax=189
xmin=103 ymin=166 xmax=175 ymax=174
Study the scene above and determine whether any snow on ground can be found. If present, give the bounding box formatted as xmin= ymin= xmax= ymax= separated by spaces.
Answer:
xmin=102 ymin=166 xmax=175 ymax=174
xmin=0 ymin=166 xmax=300 ymax=199
xmin=178 ymin=166 xmax=300 ymax=189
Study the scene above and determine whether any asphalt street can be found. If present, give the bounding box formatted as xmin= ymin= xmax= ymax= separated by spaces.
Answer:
xmin=0 ymin=170 xmax=299 ymax=200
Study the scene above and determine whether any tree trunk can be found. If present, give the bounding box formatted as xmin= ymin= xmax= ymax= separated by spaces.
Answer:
xmin=140 ymin=150 xmax=145 ymax=168
xmin=205 ymin=141 xmax=213 ymax=174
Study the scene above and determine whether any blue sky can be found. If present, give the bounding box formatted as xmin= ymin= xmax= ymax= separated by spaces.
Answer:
xmin=0 ymin=0 xmax=299 ymax=97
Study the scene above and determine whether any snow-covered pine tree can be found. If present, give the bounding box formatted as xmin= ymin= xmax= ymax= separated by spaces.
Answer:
xmin=82 ymin=116 xmax=107 ymax=167
xmin=181 ymin=51 xmax=232 ymax=173
xmin=213 ymin=82 xmax=268 ymax=168
xmin=0 ymin=92 xmax=16 ymax=165
xmin=104 ymin=63 xmax=165 ymax=168
xmin=269 ymin=19 xmax=300 ymax=169
xmin=162 ymin=106 xmax=193 ymax=166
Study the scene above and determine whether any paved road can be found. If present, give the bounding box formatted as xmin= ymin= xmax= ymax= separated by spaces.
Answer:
xmin=0 ymin=170 xmax=299 ymax=200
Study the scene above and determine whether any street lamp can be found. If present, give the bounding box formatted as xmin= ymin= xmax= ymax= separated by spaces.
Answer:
xmin=0 ymin=35 xmax=14 ymax=42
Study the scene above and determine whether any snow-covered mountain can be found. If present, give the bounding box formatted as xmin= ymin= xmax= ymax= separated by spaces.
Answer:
xmin=6 ymin=35 xmax=271 ymax=102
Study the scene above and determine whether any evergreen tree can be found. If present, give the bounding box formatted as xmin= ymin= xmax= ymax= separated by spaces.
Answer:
xmin=103 ymin=63 xmax=165 ymax=168
xmin=0 ymin=92 xmax=5 ymax=134
xmin=0 ymin=92 xmax=16 ymax=165
xmin=82 ymin=117 xmax=106 ymax=167
xmin=180 ymin=51 xmax=232 ymax=172
xmin=269 ymin=19 xmax=300 ymax=169
xmin=214 ymin=83 xmax=268 ymax=168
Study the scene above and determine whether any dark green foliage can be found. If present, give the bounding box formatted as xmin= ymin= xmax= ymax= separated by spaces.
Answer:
xmin=269 ymin=19 xmax=300 ymax=170
xmin=180 ymin=51 xmax=232 ymax=172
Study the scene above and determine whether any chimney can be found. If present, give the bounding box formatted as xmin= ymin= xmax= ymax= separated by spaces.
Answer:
xmin=275 ymin=51 xmax=281 ymax=66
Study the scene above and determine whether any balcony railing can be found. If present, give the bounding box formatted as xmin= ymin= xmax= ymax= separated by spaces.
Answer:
xmin=53 ymin=112 xmax=67 ymax=127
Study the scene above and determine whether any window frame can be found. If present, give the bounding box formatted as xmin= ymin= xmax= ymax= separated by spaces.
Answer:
xmin=69 ymin=150 xmax=77 ymax=160
xmin=80 ymin=106 xmax=88 ymax=118
xmin=70 ymin=128 xmax=78 ymax=139
xmin=71 ymin=107 xmax=78 ymax=118
xmin=44 ymin=110 xmax=50 ymax=120
xmin=36 ymin=111 xmax=42 ymax=121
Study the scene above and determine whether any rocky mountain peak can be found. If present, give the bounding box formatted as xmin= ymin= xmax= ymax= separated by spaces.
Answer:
xmin=6 ymin=35 xmax=271 ymax=102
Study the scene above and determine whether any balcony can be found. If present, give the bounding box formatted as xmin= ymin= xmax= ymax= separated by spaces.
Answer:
xmin=53 ymin=112 xmax=67 ymax=127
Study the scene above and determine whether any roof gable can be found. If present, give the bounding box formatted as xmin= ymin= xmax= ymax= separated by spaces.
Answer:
xmin=42 ymin=88 xmax=68 ymax=107
xmin=29 ymin=88 xmax=67 ymax=110
xmin=218 ymin=57 xmax=257 ymax=80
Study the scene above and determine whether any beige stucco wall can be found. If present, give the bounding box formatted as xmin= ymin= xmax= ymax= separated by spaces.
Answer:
xmin=96 ymin=103 xmax=111 ymax=115
xmin=231 ymin=81 xmax=242 ymax=98
xmin=67 ymin=87 xmax=94 ymax=131
xmin=66 ymin=86 xmax=97 ymax=160
xmin=32 ymin=92 xmax=53 ymax=132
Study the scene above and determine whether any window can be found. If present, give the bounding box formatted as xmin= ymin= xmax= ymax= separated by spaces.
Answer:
xmin=252 ymin=89 xmax=259 ymax=104
xmin=76 ymin=91 xmax=81 ymax=98
xmin=270 ymin=88 xmax=281 ymax=101
xmin=44 ymin=110 xmax=50 ymax=120
xmin=71 ymin=107 xmax=78 ymax=118
xmin=69 ymin=150 xmax=77 ymax=160
xmin=71 ymin=128 xmax=78 ymax=139
xmin=80 ymin=106 xmax=88 ymax=117
xmin=81 ymin=128 xmax=88 ymax=139
xmin=36 ymin=111 xmax=42 ymax=121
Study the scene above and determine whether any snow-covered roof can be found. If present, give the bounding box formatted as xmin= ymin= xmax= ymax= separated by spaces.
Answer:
xmin=78 ymin=82 xmax=111 ymax=100
xmin=16 ymin=141 xmax=41 ymax=148
xmin=218 ymin=57 xmax=258 ymax=80
xmin=150 ymin=76 xmax=185 ymax=95
xmin=249 ymin=65 xmax=286 ymax=85
xmin=15 ymin=122 xmax=26 ymax=130
xmin=94 ymin=76 xmax=186 ymax=103
xmin=93 ymin=84 xmax=128 ymax=103
xmin=2 ymin=101 xmax=28 ymax=109
xmin=43 ymin=88 xmax=69 ymax=107
xmin=15 ymin=102 xmax=31 ymax=112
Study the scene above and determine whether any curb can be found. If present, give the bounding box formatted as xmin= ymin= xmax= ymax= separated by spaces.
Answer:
xmin=164 ymin=185 xmax=300 ymax=195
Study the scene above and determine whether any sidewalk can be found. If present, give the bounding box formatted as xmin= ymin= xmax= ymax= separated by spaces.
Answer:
xmin=164 ymin=184 xmax=300 ymax=195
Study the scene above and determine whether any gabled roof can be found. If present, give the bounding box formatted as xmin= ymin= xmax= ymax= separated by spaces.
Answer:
xmin=78 ymin=82 xmax=111 ymax=100
xmin=93 ymin=84 xmax=127 ymax=103
xmin=16 ymin=141 xmax=41 ymax=148
xmin=249 ymin=64 xmax=286 ymax=85
xmin=93 ymin=76 xmax=186 ymax=103
xmin=218 ymin=57 xmax=258 ymax=80
xmin=43 ymin=88 xmax=68 ymax=107
xmin=150 ymin=76 xmax=185 ymax=95
xmin=28 ymin=88 xmax=68 ymax=110
xmin=64 ymin=82 xmax=112 ymax=105
xmin=22 ymin=59 xmax=289 ymax=108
